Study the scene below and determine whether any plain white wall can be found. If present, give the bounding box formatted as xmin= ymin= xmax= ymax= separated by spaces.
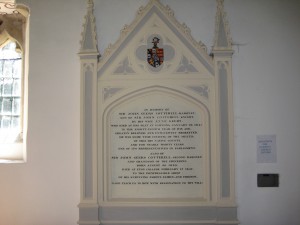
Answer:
xmin=0 ymin=0 xmax=299 ymax=225
xmin=227 ymin=1 xmax=300 ymax=224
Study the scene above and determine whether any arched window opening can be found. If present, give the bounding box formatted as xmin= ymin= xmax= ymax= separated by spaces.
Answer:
xmin=0 ymin=41 xmax=22 ymax=143
xmin=0 ymin=2 xmax=29 ymax=163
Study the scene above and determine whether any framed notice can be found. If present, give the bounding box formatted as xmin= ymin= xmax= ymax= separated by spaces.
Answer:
xmin=257 ymin=135 xmax=277 ymax=163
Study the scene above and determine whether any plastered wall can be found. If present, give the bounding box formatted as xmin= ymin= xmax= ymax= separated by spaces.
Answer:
xmin=0 ymin=1 xmax=299 ymax=225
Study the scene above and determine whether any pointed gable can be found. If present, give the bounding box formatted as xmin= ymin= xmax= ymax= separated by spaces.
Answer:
xmin=98 ymin=0 xmax=214 ymax=77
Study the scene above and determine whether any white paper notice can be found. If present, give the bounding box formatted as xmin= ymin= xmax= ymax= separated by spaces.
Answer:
xmin=257 ymin=135 xmax=277 ymax=163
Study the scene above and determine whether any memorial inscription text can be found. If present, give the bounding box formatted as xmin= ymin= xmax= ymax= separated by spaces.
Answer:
xmin=108 ymin=97 xmax=205 ymax=199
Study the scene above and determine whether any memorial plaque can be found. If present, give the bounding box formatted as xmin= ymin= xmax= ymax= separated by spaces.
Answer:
xmin=107 ymin=92 xmax=207 ymax=200
xmin=79 ymin=1 xmax=238 ymax=224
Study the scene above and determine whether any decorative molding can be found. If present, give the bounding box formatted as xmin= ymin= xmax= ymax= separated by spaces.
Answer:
xmin=83 ymin=62 xmax=94 ymax=72
xmin=103 ymin=87 xmax=124 ymax=101
xmin=217 ymin=61 xmax=229 ymax=70
xmin=154 ymin=2 xmax=208 ymax=54
xmin=213 ymin=0 xmax=232 ymax=50
xmin=0 ymin=3 xmax=28 ymax=49
xmin=79 ymin=0 xmax=99 ymax=55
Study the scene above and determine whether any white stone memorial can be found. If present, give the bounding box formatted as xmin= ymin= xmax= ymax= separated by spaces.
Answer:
xmin=78 ymin=0 xmax=238 ymax=224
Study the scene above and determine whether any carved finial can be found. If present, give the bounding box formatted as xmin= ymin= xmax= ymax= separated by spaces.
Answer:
xmin=87 ymin=0 xmax=94 ymax=9
xmin=217 ymin=0 xmax=224 ymax=9
xmin=213 ymin=0 xmax=232 ymax=50
xmin=79 ymin=0 xmax=99 ymax=56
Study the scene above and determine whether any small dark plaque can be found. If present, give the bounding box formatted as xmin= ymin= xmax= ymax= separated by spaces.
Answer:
xmin=257 ymin=174 xmax=279 ymax=187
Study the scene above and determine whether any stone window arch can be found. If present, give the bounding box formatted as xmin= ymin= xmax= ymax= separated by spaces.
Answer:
xmin=0 ymin=2 xmax=29 ymax=163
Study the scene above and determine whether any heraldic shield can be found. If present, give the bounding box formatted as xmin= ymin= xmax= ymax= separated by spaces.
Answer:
xmin=147 ymin=37 xmax=164 ymax=68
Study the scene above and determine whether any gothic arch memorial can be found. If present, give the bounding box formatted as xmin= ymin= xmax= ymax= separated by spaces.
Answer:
xmin=78 ymin=0 xmax=238 ymax=224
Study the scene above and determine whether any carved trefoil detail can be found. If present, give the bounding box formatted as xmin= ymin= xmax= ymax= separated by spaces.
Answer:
xmin=176 ymin=55 xmax=199 ymax=73
xmin=187 ymin=85 xmax=209 ymax=99
xmin=113 ymin=57 xmax=136 ymax=75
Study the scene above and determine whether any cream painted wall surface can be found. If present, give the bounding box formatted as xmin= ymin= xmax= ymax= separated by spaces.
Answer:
xmin=0 ymin=0 xmax=299 ymax=225
xmin=0 ymin=0 xmax=84 ymax=225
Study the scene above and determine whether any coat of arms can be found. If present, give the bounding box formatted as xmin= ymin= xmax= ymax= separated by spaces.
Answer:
xmin=147 ymin=37 xmax=164 ymax=68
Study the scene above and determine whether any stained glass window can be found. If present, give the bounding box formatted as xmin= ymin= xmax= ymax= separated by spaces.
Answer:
xmin=0 ymin=41 xmax=22 ymax=143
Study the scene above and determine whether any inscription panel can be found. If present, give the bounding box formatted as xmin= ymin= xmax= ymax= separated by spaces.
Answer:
xmin=106 ymin=92 xmax=208 ymax=200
